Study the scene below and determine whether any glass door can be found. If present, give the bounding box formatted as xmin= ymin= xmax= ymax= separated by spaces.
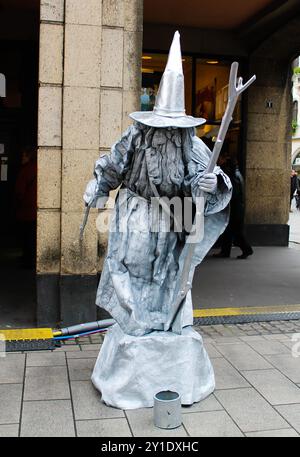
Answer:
xmin=194 ymin=58 xmax=243 ymax=167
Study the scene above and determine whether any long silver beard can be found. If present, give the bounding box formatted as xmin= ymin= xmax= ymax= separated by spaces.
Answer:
xmin=143 ymin=125 xmax=194 ymax=196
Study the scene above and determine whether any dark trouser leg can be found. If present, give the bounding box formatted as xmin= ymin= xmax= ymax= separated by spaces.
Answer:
xmin=220 ymin=224 xmax=233 ymax=257
xmin=233 ymin=227 xmax=253 ymax=256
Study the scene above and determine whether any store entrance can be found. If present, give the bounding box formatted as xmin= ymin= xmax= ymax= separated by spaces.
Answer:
xmin=0 ymin=0 xmax=39 ymax=328
xmin=141 ymin=54 xmax=244 ymax=172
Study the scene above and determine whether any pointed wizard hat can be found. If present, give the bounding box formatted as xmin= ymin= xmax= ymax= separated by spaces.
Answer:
xmin=130 ymin=31 xmax=206 ymax=128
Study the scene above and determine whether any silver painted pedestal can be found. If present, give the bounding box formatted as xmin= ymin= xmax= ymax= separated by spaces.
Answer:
xmin=91 ymin=324 xmax=215 ymax=410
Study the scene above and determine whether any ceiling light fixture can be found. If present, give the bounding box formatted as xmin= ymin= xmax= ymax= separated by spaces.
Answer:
xmin=142 ymin=68 xmax=154 ymax=74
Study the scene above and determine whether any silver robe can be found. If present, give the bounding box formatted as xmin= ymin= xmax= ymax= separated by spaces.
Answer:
xmin=85 ymin=123 xmax=232 ymax=336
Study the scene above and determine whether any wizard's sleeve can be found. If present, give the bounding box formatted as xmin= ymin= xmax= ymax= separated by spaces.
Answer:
xmin=186 ymin=136 xmax=232 ymax=216
xmin=83 ymin=124 xmax=139 ymax=207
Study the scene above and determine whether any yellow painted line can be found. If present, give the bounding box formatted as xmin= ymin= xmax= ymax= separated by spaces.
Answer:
xmin=0 ymin=328 xmax=53 ymax=341
xmin=193 ymin=304 xmax=300 ymax=318
xmin=1 ymin=304 xmax=300 ymax=339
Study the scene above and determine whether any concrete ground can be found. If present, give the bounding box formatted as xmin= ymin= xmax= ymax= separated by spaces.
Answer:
xmin=1 ymin=320 xmax=300 ymax=437
xmin=193 ymin=245 xmax=300 ymax=310
xmin=0 ymin=202 xmax=299 ymax=328
xmin=192 ymin=204 xmax=300 ymax=310
xmin=0 ymin=248 xmax=36 ymax=329
xmin=289 ymin=197 xmax=300 ymax=245
xmin=1 ymin=244 xmax=300 ymax=329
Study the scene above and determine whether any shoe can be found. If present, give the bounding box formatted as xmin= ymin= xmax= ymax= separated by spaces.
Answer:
xmin=237 ymin=249 xmax=253 ymax=259
xmin=213 ymin=252 xmax=230 ymax=258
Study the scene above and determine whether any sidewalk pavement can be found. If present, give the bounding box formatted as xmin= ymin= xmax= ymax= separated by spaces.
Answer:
xmin=191 ymin=204 xmax=300 ymax=311
xmin=1 ymin=320 xmax=300 ymax=437
xmin=289 ymin=198 xmax=300 ymax=245
xmin=193 ymin=245 xmax=300 ymax=310
xmin=1 ymin=204 xmax=299 ymax=330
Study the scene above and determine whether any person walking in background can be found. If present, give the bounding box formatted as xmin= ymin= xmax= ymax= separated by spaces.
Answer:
xmin=214 ymin=155 xmax=253 ymax=259
xmin=290 ymin=169 xmax=298 ymax=212
xmin=296 ymin=171 xmax=300 ymax=210
xmin=15 ymin=146 xmax=37 ymax=268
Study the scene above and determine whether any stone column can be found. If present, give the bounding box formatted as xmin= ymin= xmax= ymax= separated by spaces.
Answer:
xmin=60 ymin=0 xmax=102 ymax=324
xmin=37 ymin=0 xmax=65 ymax=325
xmin=37 ymin=0 xmax=143 ymax=326
xmin=243 ymin=17 xmax=300 ymax=245
xmin=245 ymin=59 xmax=292 ymax=245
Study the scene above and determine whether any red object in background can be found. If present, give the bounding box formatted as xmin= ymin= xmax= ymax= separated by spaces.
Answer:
xmin=15 ymin=159 xmax=37 ymax=222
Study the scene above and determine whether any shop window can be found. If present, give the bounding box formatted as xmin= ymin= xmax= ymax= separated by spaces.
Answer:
xmin=140 ymin=54 xmax=243 ymax=168
xmin=141 ymin=53 xmax=193 ymax=114
xmin=293 ymin=152 xmax=300 ymax=170
xmin=293 ymin=100 xmax=298 ymax=124
xmin=195 ymin=58 xmax=242 ymax=165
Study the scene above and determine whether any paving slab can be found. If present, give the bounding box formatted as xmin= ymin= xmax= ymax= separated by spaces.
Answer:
xmin=76 ymin=418 xmax=132 ymax=437
xmin=26 ymin=352 xmax=66 ymax=367
xmin=263 ymin=334 xmax=290 ymax=341
xmin=0 ymin=424 xmax=19 ymax=437
xmin=204 ymin=343 xmax=223 ymax=358
xmin=54 ymin=345 xmax=81 ymax=352
xmin=2 ymin=317 xmax=300 ymax=437
xmin=0 ymin=384 xmax=22 ymax=424
xmin=90 ymin=335 xmax=104 ymax=341
xmin=20 ymin=400 xmax=75 ymax=437
xmin=242 ymin=369 xmax=300 ymax=405
xmin=282 ymin=339 xmax=299 ymax=350
xmin=245 ymin=340 xmax=290 ymax=356
xmin=24 ymin=366 xmax=70 ymax=401
xmin=182 ymin=410 xmax=243 ymax=437
xmin=215 ymin=388 xmax=289 ymax=433
xmin=66 ymin=350 xmax=99 ymax=359
xmin=23 ymin=350 xmax=49 ymax=354
xmin=212 ymin=358 xmax=250 ymax=390
xmin=215 ymin=342 xmax=273 ymax=371
xmin=224 ymin=326 xmax=247 ymax=336
xmin=0 ymin=354 xmax=25 ymax=383
xmin=67 ymin=358 xmax=96 ymax=381
xmin=211 ymin=337 xmax=241 ymax=345
xmin=246 ymin=428 xmax=299 ymax=437
xmin=201 ymin=336 xmax=214 ymax=344
xmin=275 ymin=404 xmax=300 ymax=433
xmin=125 ymin=408 xmax=188 ymax=437
xmin=181 ymin=394 xmax=223 ymax=414
xmin=239 ymin=336 xmax=268 ymax=342
xmin=70 ymin=381 xmax=124 ymax=420
xmin=80 ymin=344 xmax=101 ymax=351
xmin=265 ymin=354 xmax=300 ymax=383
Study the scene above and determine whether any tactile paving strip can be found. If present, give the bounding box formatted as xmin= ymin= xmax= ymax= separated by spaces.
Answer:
xmin=5 ymin=339 xmax=58 ymax=352
xmin=194 ymin=312 xmax=300 ymax=326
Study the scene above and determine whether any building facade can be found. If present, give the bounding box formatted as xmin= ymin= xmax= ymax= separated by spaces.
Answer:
xmin=37 ymin=0 xmax=143 ymax=325
xmin=291 ymin=58 xmax=300 ymax=168
xmin=1 ymin=0 xmax=300 ymax=327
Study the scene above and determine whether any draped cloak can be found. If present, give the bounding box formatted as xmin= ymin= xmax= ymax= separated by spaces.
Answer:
xmin=84 ymin=122 xmax=232 ymax=337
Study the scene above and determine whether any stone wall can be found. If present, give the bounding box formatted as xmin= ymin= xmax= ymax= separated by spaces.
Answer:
xmin=37 ymin=0 xmax=143 ymax=325
xmin=245 ymin=16 xmax=300 ymax=244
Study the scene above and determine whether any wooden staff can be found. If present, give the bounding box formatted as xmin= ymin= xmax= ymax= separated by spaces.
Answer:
xmin=166 ymin=62 xmax=256 ymax=332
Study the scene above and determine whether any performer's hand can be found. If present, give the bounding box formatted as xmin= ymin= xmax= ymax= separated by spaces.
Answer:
xmin=95 ymin=195 xmax=108 ymax=209
xmin=83 ymin=179 xmax=108 ymax=209
xmin=198 ymin=173 xmax=217 ymax=194
xmin=83 ymin=179 xmax=97 ymax=206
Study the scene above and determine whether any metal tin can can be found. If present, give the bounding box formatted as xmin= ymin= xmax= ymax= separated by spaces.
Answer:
xmin=153 ymin=391 xmax=182 ymax=429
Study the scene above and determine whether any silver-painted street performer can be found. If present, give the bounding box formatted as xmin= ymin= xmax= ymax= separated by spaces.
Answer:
xmin=83 ymin=32 xmax=255 ymax=409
